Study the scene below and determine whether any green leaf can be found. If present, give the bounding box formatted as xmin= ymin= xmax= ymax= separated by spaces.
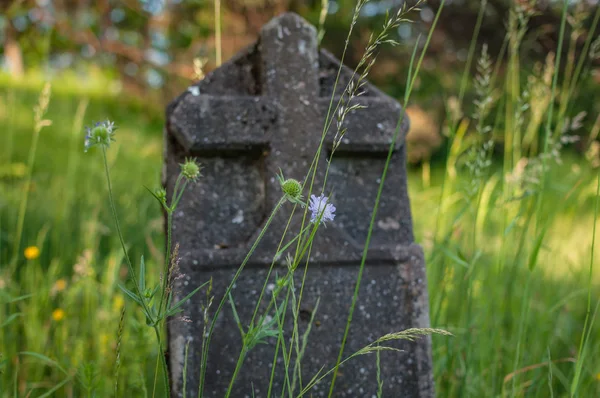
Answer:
xmin=528 ymin=226 xmax=549 ymax=271
xmin=38 ymin=376 xmax=74 ymax=398
xmin=20 ymin=352 xmax=69 ymax=375
xmin=228 ymin=292 xmax=245 ymax=339
xmin=139 ymin=255 xmax=146 ymax=292
xmin=440 ymin=246 xmax=470 ymax=268
xmin=118 ymin=284 xmax=142 ymax=305
xmin=1 ymin=313 xmax=22 ymax=328
xmin=1 ymin=293 xmax=34 ymax=304
xmin=164 ymin=281 xmax=210 ymax=319
xmin=164 ymin=308 xmax=183 ymax=318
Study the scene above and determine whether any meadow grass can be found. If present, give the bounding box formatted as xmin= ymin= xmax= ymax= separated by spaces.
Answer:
xmin=1 ymin=1 xmax=600 ymax=397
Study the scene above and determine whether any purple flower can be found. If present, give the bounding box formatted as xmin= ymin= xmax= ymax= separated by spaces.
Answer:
xmin=309 ymin=194 xmax=336 ymax=224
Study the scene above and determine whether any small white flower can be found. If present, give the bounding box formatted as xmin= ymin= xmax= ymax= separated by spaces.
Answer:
xmin=309 ymin=194 xmax=336 ymax=224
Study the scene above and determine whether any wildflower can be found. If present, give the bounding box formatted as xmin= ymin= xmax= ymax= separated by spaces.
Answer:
xmin=73 ymin=249 xmax=94 ymax=279
xmin=180 ymin=157 xmax=202 ymax=181
xmin=309 ymin=194 xmax=336 ymax=224
xmin=51 ymin=279 xmax=67 ymax=295
xmin=52 ymin=308 xmax=66 ymax=322
xmin=277 ymin=170 xmax=304 ymax=205
xmin=84 ymin=120 xmax=116 ymax=152
xmin=24 ymin=246 xmax=40 ymax=260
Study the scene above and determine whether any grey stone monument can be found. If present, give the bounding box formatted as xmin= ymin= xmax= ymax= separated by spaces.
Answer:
xmin=164 ymin=12 xmax=433 ymax=398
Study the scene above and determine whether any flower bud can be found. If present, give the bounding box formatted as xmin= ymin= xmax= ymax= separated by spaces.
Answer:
xmin=180 ymin=158 xmax=202 ymax=181
xmin=84 ymin=120 xmax=116 ymax=152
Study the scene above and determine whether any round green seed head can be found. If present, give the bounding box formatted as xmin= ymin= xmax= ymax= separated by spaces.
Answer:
xmin=84 ymin=120 xmax=116 ymax=152
xmin=181 ymin=158 xmax=201 ymax=181
xmin=282 ymin=178 xmax=302 ymax=200
xmin=92 ymin=126 xmax=110 ymax=141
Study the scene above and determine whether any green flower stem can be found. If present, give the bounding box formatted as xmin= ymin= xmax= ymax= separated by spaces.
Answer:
xmin=290 ymin=0 xmax=366 ymax=275
xmin=226 ymin=206 xmax=298 ymax=397
xmin=153 ymin=325 xmax=171 ymax=396
xmin=198 ymin=197 xmax=285 ymax=397
xmin=289 ymin=244 xmax=314 ymax=394
xmin=157 ymin=209 xmax=173 ymax=317
xmin=249 ymin=207 xmax=300 ymax=327
xmin=225 ymin=348 xmax=247 ymax=398
xmin=158 ymin=173 xmax=186 ymax=319
xmin=248 ymin=222 xmax=314 ymax=329
xmin=275 ymin=288 xmax=295 ymax=398
xmin=327 ymin=2 xmax=445 ymax=395
xmin=266 ymin=287 xmax=295 ymax=398
xmin=101 ymin=147 xmax=152 ymax=320
xmin=101 ymin=147 xmax=169 ymax=393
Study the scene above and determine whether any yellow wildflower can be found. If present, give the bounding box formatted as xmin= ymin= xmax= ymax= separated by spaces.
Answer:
xmin=52 ymin=308 xmax=65 ymax=322
xmin=596 ymin=372 xmax=600 ymax=381
xmin=24 ymin=246 xmax=40 ymax=260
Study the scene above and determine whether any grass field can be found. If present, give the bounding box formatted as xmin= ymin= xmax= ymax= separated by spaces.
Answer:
xmin=1 ymin=68 xmax=599 ymax=397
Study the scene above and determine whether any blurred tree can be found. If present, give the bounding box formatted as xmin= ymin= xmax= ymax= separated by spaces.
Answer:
xmin=1 ymin=0 xmax=597 ymax=99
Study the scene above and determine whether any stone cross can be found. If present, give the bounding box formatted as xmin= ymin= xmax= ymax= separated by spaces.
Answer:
xmin=164 ymin=13 xmax=433 ymax=398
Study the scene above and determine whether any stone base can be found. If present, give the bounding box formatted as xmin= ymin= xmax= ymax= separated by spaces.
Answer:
xmin=168 ymin=243 xmax=433 ymax=398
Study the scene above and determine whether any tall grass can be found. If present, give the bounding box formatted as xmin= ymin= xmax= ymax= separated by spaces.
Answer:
xmin=427 ymin=1 xmax=600 ymax=397
xmin=1 ymin=0 xmax=599 ymax=397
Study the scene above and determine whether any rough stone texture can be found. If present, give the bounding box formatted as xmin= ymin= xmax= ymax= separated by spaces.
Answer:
xmin=164 ymin=12 xmax=433 ymax=398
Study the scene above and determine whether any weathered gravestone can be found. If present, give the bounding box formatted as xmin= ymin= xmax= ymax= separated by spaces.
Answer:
xmin=164 ymin=12 xmax=433 ymax=398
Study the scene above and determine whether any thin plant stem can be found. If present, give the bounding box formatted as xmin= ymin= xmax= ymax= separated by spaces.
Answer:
xmin=153 ymin=326 xmax=170 ymax=396
xmin=10 ymin=83 xmax=51 ymax=274
xmin=570 ymin=168 xmax=600 ymax=395
xmin=215 ymin=0 xmax=222 ymax=66
xmin=101 ymin=145 xmax=170 ymax=395
xmin=275 ymin=287 xmax=295 ymax=398
xmin=249 ymin=206 xmax=299 ymax=327
xmin=328 ymin=2 xmax=445 ymax=395
xmin=101 ymin=146 xmax=168 ymax=393
xmin=562 ymin=5 xmax=600 ymax=120
xmin=225 ymin=348 xmax=246 ymax=398
xmin=292 ymin=0 xmax=368 ymax=272
xmin=158 ymin=210 xmax=173 ymax=315
xmin=198 ymin=197 xmax=285 ymax=397
xmin=509 ymin=2 xmax=569 ymax=392
xmin=457 ymin=0 xmax=487 ymax=109
xmin=151 ymin=354 xmax=160 ymax=398
xmin=535 ymin=0 xmax=569 ymax=226
xmin=101 ymin=147 xmax=152 ymax=319
xmin=289 ymin=243 xmax=315 ymax=394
